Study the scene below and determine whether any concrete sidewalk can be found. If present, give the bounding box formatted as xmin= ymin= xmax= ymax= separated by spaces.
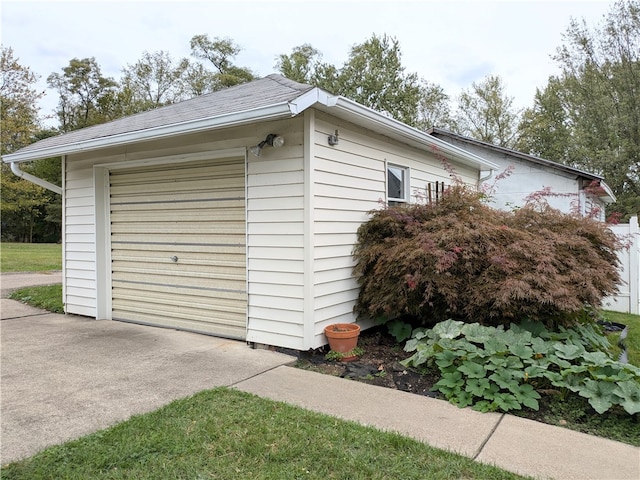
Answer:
xmin=235 ymin=366 xmax=640 ymax=480
xmin=1 ymin=273 xmax=638 ymax=478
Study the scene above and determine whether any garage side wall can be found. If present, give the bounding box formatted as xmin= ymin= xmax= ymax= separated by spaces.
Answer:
xmin=246 ymin=118 xmax=306 ymax=349
xmin=310 ymin=111 xmax=478 ymax=348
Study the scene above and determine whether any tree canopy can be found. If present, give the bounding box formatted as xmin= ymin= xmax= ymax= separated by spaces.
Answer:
xmin=3 ymin=1 xmax=640 ymax=243
xmin=517 ymin=0 xmax=640 ymax=219
xmin=455 ymin=74 xmax=521 ymax=148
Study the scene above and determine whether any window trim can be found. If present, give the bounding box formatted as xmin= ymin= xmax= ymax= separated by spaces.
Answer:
xmin=386 ymin=162 xmax=410 ymax=205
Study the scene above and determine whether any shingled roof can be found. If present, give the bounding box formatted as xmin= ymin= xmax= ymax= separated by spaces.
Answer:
xmin=3 ymin=75 xmax=498 ymax=171
xmin=6 ymin=74 xmax=314 ymax=161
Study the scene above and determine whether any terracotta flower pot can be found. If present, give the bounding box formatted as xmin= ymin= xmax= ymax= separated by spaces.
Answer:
xmin=324 ymin=323 xmax=360 ymax=354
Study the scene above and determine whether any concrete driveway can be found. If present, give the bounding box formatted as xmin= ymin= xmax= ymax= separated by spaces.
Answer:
xmin=0 ymin=295 xmax=293 ymax=464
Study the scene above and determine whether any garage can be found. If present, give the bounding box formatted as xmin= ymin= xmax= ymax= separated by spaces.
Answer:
xmin=3 ymin=74 xmax=498 ymax=350
xmin=108 ymin=157 xmax=247 ymax=339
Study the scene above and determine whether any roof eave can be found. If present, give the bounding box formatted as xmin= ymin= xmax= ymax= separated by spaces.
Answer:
xmin=322 ymin=97 xmax=499 ymax=171
xmin=597 ymin=182 xmax=617 ymax=204
xmin=2 ymin=102 xmax=295 ymax=164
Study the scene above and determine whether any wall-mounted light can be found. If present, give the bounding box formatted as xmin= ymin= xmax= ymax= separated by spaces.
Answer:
xmin=328 ymin=129 xmax=339 ymax=146
xmin=249 ymin=133 xmax=285 ymax=157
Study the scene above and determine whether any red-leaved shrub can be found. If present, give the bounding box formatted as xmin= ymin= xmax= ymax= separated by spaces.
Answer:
xmin=353 ymin=186 xmax=621 ymax=329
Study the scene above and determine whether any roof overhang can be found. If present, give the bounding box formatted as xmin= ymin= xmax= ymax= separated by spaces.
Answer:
xmin=2 ymin=86 xmax=498 ymax=172
xmin=319 ymin=96 xmax=499 ymax=170
xmin=2 ymin=102 xmax=296 ymax=164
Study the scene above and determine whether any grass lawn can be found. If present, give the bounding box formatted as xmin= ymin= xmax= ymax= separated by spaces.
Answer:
xmin=8 ymin=284 xmax=64 ymax=313
xmin=0 ymin=243 xmax=62 ymax=272
xmin=603 ymin=310 xmax=640 ymax=366
xmin=0 ymin=388 xmax=527 ymax=480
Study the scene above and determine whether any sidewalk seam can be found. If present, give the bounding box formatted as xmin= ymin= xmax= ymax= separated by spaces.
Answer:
xmin=228 ymin=360 xmax=294 ymax=388
xmin=1 ymin=312 xmax=54 ymax=321
xmin=472 ymin=413 xmax=505 ymax=460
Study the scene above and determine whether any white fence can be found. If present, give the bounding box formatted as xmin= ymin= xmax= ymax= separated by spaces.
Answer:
xmin=603 ymin=216 xmax=639 ymax=314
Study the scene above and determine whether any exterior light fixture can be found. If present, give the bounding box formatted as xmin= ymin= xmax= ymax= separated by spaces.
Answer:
xmin=328 ymin=129 xmax=339 ymax=146
xmin=249 ymin=134 xmax=284 ymax=157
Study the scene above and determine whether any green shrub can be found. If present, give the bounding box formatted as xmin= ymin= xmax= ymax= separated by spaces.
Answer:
xmin=402 ymin=319 xmax=640 ymax=415
xmin=353 ymin=186 xmax=621 ymax=330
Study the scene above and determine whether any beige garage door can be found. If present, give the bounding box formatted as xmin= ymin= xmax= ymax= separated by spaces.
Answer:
xmin=109 ymin=158 xmax=247 ymax=339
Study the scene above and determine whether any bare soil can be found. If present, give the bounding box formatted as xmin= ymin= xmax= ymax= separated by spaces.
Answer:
xmin=289 ymin=326 xmax=441 ymax=396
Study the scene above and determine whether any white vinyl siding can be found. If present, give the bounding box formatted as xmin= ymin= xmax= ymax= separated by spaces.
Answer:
xmin=246 ymin=118 xmax=306 ymax=349
xmin=64 ymin=154 xmax=118 ymax=316
xmin=310 ymin=112 xmax=478 ymax=347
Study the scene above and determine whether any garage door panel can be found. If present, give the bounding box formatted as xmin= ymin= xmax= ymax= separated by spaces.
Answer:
xmin=112 ymin=281 xmax=247 ymax=303
xmin=111 ymin=232 xmax=246 ymax=245
xmin=113 ymin=263 xmax=245 ymax=288
xmin=112 ymin=293 xmax=247 ymax=317
xmin=111 ymin=249 xmax=245 ymax=265
xmin=111 ymin=222 xmax=245 ymax=236
xmin=111 ymin=198 xmax=244 ymax=212
xmin=111 ymin=207 xmax=245 ymax=223
xmin=112 ymin=161 xmax=244 ymax=183
xmin=110 ymin=158 xmax=247 ymax=339
xmin=111 ymin=309 xmax=246 ymax=338
xmin=110 ymin=178 xmax=245 ymax=197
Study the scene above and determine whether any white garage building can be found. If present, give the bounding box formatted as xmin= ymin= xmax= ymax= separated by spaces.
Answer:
xmin=3 ymin=75 xmax=497 ymax=350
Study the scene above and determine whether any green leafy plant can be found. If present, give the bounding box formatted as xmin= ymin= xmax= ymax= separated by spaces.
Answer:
xmin=325 ymin=346 xmax=365 ymax=362
xmin=402 ymin=320 xmax=640 ymax=415
xmin=353 ymin=185 xmax=621 ymax=330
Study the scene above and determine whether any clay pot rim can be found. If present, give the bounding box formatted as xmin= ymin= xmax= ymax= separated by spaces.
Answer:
xmin=324 ymin=323 xmax=361 ymax=336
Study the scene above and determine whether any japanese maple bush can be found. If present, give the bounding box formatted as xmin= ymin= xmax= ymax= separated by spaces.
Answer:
xmin=353 ymin=186 xmax=621 ymax=329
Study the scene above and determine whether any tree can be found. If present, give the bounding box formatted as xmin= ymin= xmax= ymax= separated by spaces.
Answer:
xmin=335 ymin=34 xmax=422 ymax=125
xmin=455 ymin=74 xmax=521 ymax=147
xmin=415 ymin=81 xmax=457 ymax=131
xmin=515 ymin=77 xmax=572 ymax=161
xmin=0 ymin=164 xmax=52 ymax=242
xmin=47 ymin=57 xmax=118 ymax=132
xmin=275 ymin=43 xmax=324 ymax=84
xmin=120 ymin=50 xmax=190 ymax=112
xmin=276 ymin=35 xmax=424 ymax=126
xmin=518 ymin=0 xmax=640 ymax=219
xmin=0 ymin=46 xmax=43 ymax=154
xmin=189 ymin=34 xmax=255 ymax=91
xmin=0 ymin=47 xmax=60 ymax=242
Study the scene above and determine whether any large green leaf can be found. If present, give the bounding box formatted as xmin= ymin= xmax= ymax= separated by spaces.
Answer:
xmin=488 ymin=370 xmax=517 ymax=390
xmin=387 ymin=319 xmax=413 ymax=342
xmin=493 ymin=393 xmax=521 ymax=412
xmin=434 ymin=350 xmax=458 ymax=369
xmin=458 ymin=360 xmax=486 ymax=379
xmin=460 ymin=323 xmax=494 ymax=344
xmin=578 ymin=379 xmax=617 ymax=414
xmin=508 ymin=342 xmax=533 ymax=359
xmin=554 ymin=343 xmax=585 ymax=360
xmin=465 ymin=378 xmax=492 ymax=397
xmin=483 ymin=337 xmax=508 ymax=354
xmin=614 ymin=380 xmax=640 ymax=415
xmin=432 ymin=319 xmax=464 ymax=339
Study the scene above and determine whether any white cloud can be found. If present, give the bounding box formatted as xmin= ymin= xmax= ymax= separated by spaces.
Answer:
xmin=1 ymin=0 xmax=614 ymax=124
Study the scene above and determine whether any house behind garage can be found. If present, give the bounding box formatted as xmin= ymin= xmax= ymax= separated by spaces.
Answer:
xmin=428 ymin=128 xmax=616 ymax=220
xmin=3 ymin=75 xmax=497 ymax=350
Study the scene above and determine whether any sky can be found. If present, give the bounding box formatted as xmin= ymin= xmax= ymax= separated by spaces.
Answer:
xmin=1 ymin=0 xmax=615 ymax=126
